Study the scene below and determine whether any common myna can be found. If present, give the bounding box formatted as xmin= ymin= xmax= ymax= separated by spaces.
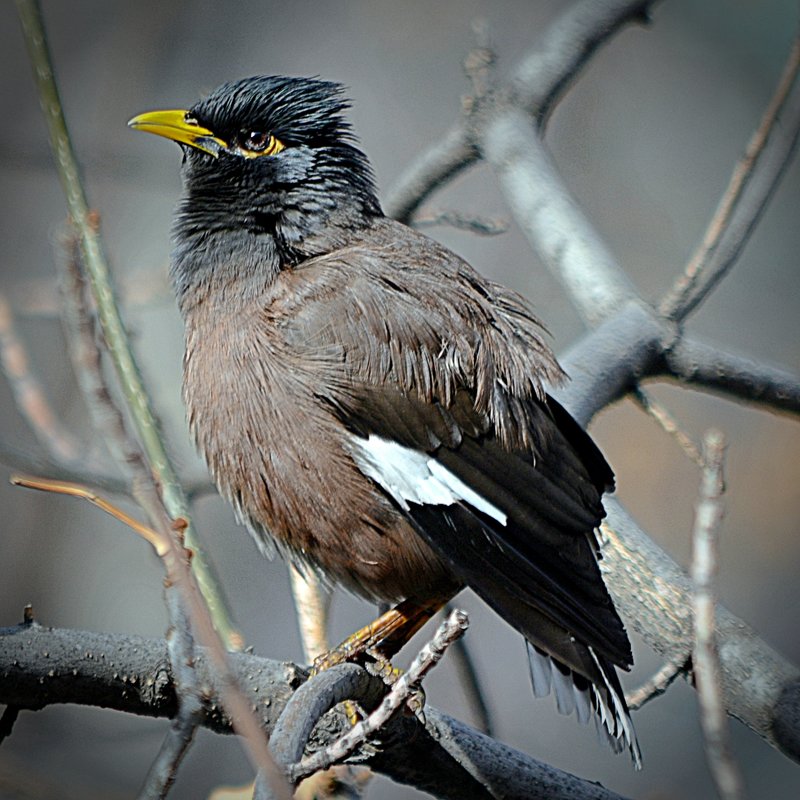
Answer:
xmin=129 ymin=75 xmax=641 ymax=765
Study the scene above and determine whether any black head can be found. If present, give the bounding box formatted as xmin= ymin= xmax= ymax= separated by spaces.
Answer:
xmin=129 ymin=76 xmax=382 ymax=290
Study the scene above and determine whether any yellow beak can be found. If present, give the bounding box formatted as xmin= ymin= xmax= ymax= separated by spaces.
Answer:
xmin=127 ymin=109 xmax=227 ymax=157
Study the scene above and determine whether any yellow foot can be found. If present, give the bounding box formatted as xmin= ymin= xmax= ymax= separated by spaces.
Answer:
xmin=310 ymin=595 xmax=449 ymax=675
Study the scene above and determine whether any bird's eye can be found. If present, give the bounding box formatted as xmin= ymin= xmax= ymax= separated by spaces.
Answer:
xmin=237 ymin=130 xmax=284 ymax=157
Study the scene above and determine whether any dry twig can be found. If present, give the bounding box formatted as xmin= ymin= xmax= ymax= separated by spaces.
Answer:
xmin=633 ymin=387 xmax=703 ymax=466
xmin=690 ymin=429 xmax=747 ymax=800
xmin=625 ymin=657 xmax=688 ymax=710
xmin=412 ymin=209 xmax=508 ymax=235
xmin=0 ymin=291 xmax=82 ymax=463
xmin=15 ymin=0 xmax=237 ymax=648
xmin=660 ymin=33 xmax=800 ymax=320
xmin=57 ymin=234 xmax=148 ymax=478
xmin=291 ymin=609 xmax=470 ymax=783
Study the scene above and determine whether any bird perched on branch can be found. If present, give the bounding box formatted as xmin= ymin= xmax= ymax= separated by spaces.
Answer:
xmin=129 ymin=75 xmax=640 ymax=765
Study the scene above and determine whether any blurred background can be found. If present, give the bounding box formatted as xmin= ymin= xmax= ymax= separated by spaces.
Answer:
xmin=0 ymin=1 xmax=798 ymax=798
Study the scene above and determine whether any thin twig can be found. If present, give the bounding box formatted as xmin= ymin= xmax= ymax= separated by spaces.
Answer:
xmin=412 ymin=209 xmax=508 ymax=236
xmin=463 ymin=17 xmax=495 ymax=100
xmin=691 ymin=430 xmax=747 ymax=800
xmin=291 ymin=609 xmax=469 ymax=782
xmin=138 ymin=707 xmax=202 ymax=800
xmin=138 ymin=590 xmax=204 ymax=800
xmin=15 ymin=0 xmax=238 ymax=648
xmin=444 ymin=603 xmax=493 ymax=736
xmin=288 ymin=566 xmax=332 ymax=665
xmin=661 ymin=33 xmax=800 ymax=320
xmin=625 ymin=656 xmax=688 ymax=710
xmin=633 ymin=387 xmax=703 ymax=466
xmin=12 ymin=474 xmax=167 ymax=554
xmin=12 ymin=475 xmax=291 ymax=799
xmin=58 ymin=232 xmax=151 ymax=480
xmin=0 ymin=291 xmax=82 ymax=463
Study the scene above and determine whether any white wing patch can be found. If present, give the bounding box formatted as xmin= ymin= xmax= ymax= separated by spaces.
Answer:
xmin=348 ymin=434 xmax=507 ymax=526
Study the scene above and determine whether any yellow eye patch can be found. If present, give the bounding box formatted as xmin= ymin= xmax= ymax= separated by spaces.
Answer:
xmin=236 ymin=131 xmax=285 ymax=158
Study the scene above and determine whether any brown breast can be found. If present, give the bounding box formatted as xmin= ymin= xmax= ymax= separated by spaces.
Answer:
xmin=180 ymin=282 xmax=454 ymax=603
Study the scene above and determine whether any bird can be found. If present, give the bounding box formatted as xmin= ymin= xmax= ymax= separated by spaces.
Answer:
xmin=129 ymin=74 xmax=641 ymax=766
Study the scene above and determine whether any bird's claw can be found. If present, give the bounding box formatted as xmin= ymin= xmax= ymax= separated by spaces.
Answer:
xmin=365 ymin=647 xmax=427 ymax=725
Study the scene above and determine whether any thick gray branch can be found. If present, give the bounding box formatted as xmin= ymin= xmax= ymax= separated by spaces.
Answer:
xmin=382 ymin=0 xmax=658 ymax=222
xmin=480 ymin=108 xmax=641 ymax=324
xmin=663 ymin=337 xmax=800 ymax=416
xmin=510 ymin=0 xmax=657 ymax=121
xmin=602 ymin=497 xmax=800 ymax=763
xmin=0 ymin=623 xmax=630 ymax=800
xmin=553 ymin=301 xmax=671 ymax=426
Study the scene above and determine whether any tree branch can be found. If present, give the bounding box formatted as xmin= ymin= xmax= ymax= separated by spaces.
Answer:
xmin=383 ymin=0 xmax=659 ymax=223
xmin=691 ymin=430 xmax=747 ymax=800
xmin=661 ymin=33 xmax=800 ymax=321
xmin=0 ymin=623 xmax=632 ymax=800
xmin=552 ymin=301 xmax=671 ymax=427
xmin=662 ymin=337 xmax=800 ymax=417
xmin=601 ymin=496 xmax=800 ymax=763
xmin=509 ymin=0 xmax=658 ymax=122
xmin=625 ymin=657 xmax=688 ymax=711
xmin=480 ymin=107 xmax=641 ymax=323
xmin=15 ymin=0 xmax=237 ymax=648
xmin=382 ymin=125 xmax=478 ymax=224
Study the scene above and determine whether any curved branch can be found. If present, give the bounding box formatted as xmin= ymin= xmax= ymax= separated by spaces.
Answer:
xmin=553 ymin=301 xmax=671 ymax=426
xmin=382 ymin=0 xmax=659 ymax=223
xmin=510 ymin=0 xmax=657 ymax=122
xmin=602 ymin=497 xmax=800 ymax=763
xmin=268 ymin=663 xmax=384 ymax=773
xmin=663 ymin=337 xmax=800 ymax=417
xmin=481 ymin=109 xmax=642 ymax=323
xmin=382 ymin=126 xmax=478 ymax=224
xmin=691 ymin=430 xmax=747 ymax=800
xmin=0 ymin=623 xmax=632 ymax=800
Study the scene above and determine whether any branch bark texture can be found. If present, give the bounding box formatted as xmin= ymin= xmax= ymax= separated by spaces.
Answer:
xmin=0 ymin=623 xmax=631 ymax=800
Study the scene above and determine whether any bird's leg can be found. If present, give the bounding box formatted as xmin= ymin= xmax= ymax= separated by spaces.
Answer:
xmin=310 ymin=595 xmax=450 ymax=726
xmin=310 ymin=593 xmax=451 ymax=673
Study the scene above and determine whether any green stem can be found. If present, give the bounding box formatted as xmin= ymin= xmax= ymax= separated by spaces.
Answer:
xmin=16 ymin=0 xmax=239 ymax=649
